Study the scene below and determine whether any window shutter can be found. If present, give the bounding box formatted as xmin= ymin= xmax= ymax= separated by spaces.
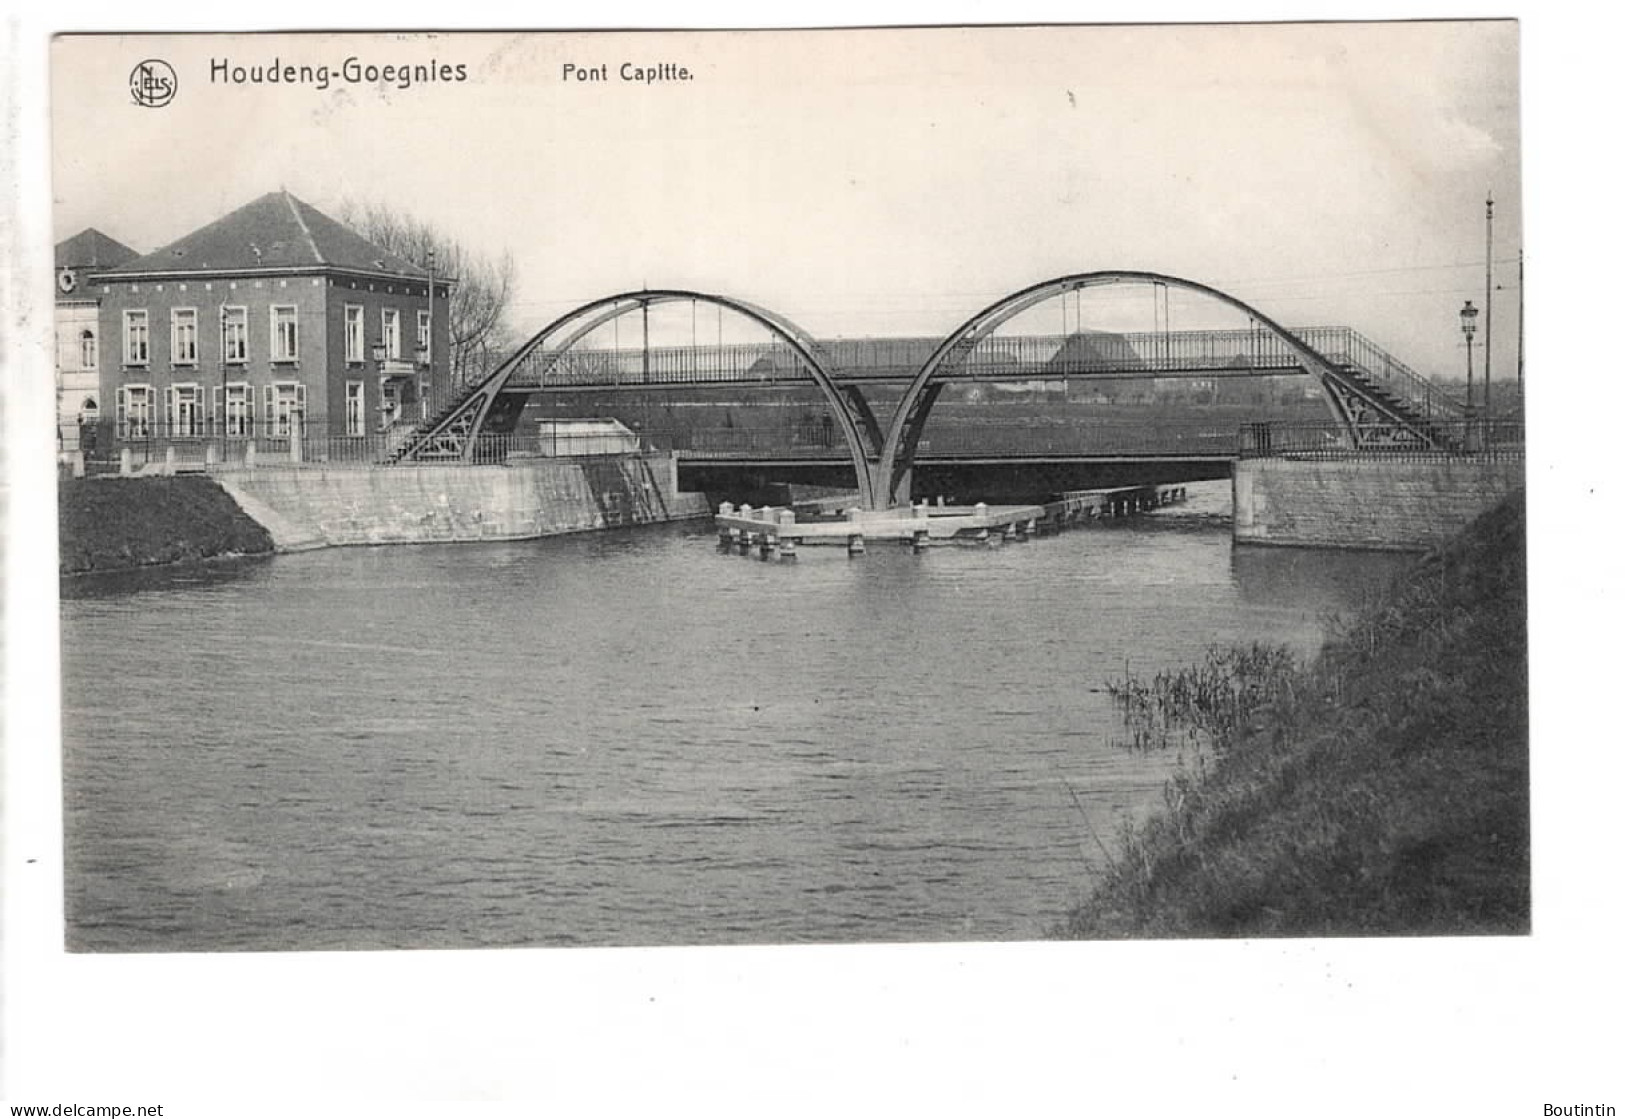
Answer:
xmin=166 ymin=385 xmax=176 ymax=431
xmin=116 ymin=387 xmax=127 ymax=430
xmin=265 ymin=386 xmax=275 ymax=435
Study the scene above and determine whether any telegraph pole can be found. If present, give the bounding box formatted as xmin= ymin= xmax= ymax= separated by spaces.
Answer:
xmin=1484 ymin=192 xmax=1494 ymax=417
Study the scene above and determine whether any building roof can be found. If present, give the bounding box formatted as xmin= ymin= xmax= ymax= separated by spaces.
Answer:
xmin=105 ymin=191 xmax=430 ymax=279
xmin=55 ymin=228 xmax=138 ymax=270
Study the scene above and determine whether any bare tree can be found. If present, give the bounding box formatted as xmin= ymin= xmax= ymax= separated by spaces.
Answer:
xmin=338 ymin=200 xmax=517 ymax=390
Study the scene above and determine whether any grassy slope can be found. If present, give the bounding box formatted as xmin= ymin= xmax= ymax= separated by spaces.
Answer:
xmin=1063 ymin=490 xmax=1529 ymax=937
xmin=59 ymin=476 xmax=275 ymax=575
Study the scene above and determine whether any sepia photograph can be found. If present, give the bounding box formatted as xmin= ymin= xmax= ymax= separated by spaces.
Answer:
xmin=4 ymin=10 xmax=1612 ymax=1113
xmin=46 ymin=21 xmax=1526 ymax=952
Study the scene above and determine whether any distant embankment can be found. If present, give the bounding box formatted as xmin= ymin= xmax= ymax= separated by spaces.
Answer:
xmin=1062 ymin=488 xmax=1528 ymax=937
xmin=59 ymin=476 xmax=274 ymax=575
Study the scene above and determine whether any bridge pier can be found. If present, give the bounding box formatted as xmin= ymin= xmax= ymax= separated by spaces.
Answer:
xmin=717 ymin=501 xmax=736 ymax=549
xmin=713 ymin=484 xmax=1187 ymax=557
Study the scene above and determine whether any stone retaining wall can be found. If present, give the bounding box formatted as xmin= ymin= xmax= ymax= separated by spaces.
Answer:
xmin=215 ymin=454 xmax=709 ymax=550
xmin=1233 ymin=457 xmax=1524 ymax=550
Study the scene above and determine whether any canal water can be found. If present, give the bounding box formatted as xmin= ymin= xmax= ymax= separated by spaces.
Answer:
xmin=60 ymin=481 xmax=1409 ymax=951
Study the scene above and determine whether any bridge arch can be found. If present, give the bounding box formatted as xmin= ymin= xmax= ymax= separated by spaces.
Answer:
xmin=398 ymin=289 xmax=882 ymax=509
xmin=875 ymin=270 xmax=1417 ymax=509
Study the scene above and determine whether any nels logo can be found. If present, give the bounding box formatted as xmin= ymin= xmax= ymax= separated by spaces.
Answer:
xmin=129 ymin=59 xmax=177 ymax=108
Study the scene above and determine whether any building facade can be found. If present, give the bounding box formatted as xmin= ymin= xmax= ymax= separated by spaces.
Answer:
xmin=86 ymin=191 xmax=453 ymax=457
xmin=55 ymin=228 xmax=138 ymax=452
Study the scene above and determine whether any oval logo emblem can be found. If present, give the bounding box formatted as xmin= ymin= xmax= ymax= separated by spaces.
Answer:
xmin=129 ymin=60 xmax=177 ymax=108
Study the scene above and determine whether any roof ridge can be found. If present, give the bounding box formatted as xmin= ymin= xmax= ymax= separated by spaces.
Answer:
xmin=283 ymin=191 xmax=325 ymax=266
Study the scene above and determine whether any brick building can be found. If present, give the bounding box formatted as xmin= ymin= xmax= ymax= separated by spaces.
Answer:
xmin=55 ymin=227 xmax=138 ymax=452
xmin=85 ymin=191 xmax=453 ymax=455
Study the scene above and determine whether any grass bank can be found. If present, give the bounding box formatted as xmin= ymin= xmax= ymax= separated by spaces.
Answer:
xmin=59 ymin=476 xmax=274 ymax=576
xmin=1061 ymin=489 xmax=1528 ymax=937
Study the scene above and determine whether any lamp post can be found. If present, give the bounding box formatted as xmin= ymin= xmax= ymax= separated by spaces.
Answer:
xmin=372 ymin=340 xmax=389 ymax=432
xmin=1460 ymin=300 xmax=1479 ymax=449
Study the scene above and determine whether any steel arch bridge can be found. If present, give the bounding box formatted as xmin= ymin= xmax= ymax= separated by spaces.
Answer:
xmin=392 ymin=288 xmax=887 ymax=508
xmin=871 ymin=269 xmax=1455 ymax=508
xmin=395 ymin=272 xmax=1459 ymax=509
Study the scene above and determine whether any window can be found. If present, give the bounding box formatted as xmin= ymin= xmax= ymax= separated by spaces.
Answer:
xmin=169 ymin=383 xmax=203 ymax=436
xmin=79 ymin=329 xmax=96 ymax=370
xmin=123 ymin=310 xmax=149 ymax=365
xmin=382 ymin=308 xmax=401 ymax=360
xmin=417 ymin=309 xmax=431 ymax=349
xmin=345 ymin=380 xmax=365 ymax=436
xmin=214 ymin=382 xmax=252 ymax=437
xmin=271 ymin=306 xmax=299 ymax=361
xmin=222 ymin=306 xmax=248 ymax=363
xmin=118 ymin=384 xmax=153 ymax=437
xmin=264 ymin=382 xmax=306 ymax=438
xmin=171 ymin=308 xmax=198 ymax=365
xmin=345 ymin=305 xmax=365 ymax=362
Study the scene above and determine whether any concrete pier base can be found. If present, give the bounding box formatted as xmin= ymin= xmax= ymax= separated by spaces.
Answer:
xmin=714 ymin=483 xmax=1188 ymax=556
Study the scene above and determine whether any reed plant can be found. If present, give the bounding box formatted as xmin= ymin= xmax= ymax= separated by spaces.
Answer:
xmin=1060 ymin=490 xmax=1529 ymax=938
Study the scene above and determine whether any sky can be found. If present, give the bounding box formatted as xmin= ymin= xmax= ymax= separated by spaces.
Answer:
xmin=50 ymin=23 xmax=1521 ymax=384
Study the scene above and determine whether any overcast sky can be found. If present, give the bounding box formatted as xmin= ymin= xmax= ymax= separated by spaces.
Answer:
xmin=53 ymin=23 xmax=1520 ymax=382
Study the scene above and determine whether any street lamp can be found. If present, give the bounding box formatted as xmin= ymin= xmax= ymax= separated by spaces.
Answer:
xmin=371 ymin=339 xmax=391 ymax=432
xmin=1459 ymin=300 xmax=1478 ymax=406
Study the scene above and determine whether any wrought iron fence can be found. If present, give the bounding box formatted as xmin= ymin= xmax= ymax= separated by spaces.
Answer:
xmin=87 ymin=417 xmax=683 ymax=468
xmin=1238 ymin=418 xmax=1524 ymax=462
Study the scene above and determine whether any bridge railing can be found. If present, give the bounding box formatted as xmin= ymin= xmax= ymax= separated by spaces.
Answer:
xmin=499 ymin=325 xmax=1471 ymax=402
xmin=515 ymin=339 xmax=818 ymax=388
xmin=1296 ymin=327 xmax=1468 ymax=421
xmin=949 ymin=327 xmax=1311 ymax=376
xmin=1238 ymin=419 xmax=1524 ymax=462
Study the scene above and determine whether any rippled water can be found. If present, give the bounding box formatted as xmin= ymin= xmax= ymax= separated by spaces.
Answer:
xmin=60 ymin=481 xmax=1409 ymax=951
